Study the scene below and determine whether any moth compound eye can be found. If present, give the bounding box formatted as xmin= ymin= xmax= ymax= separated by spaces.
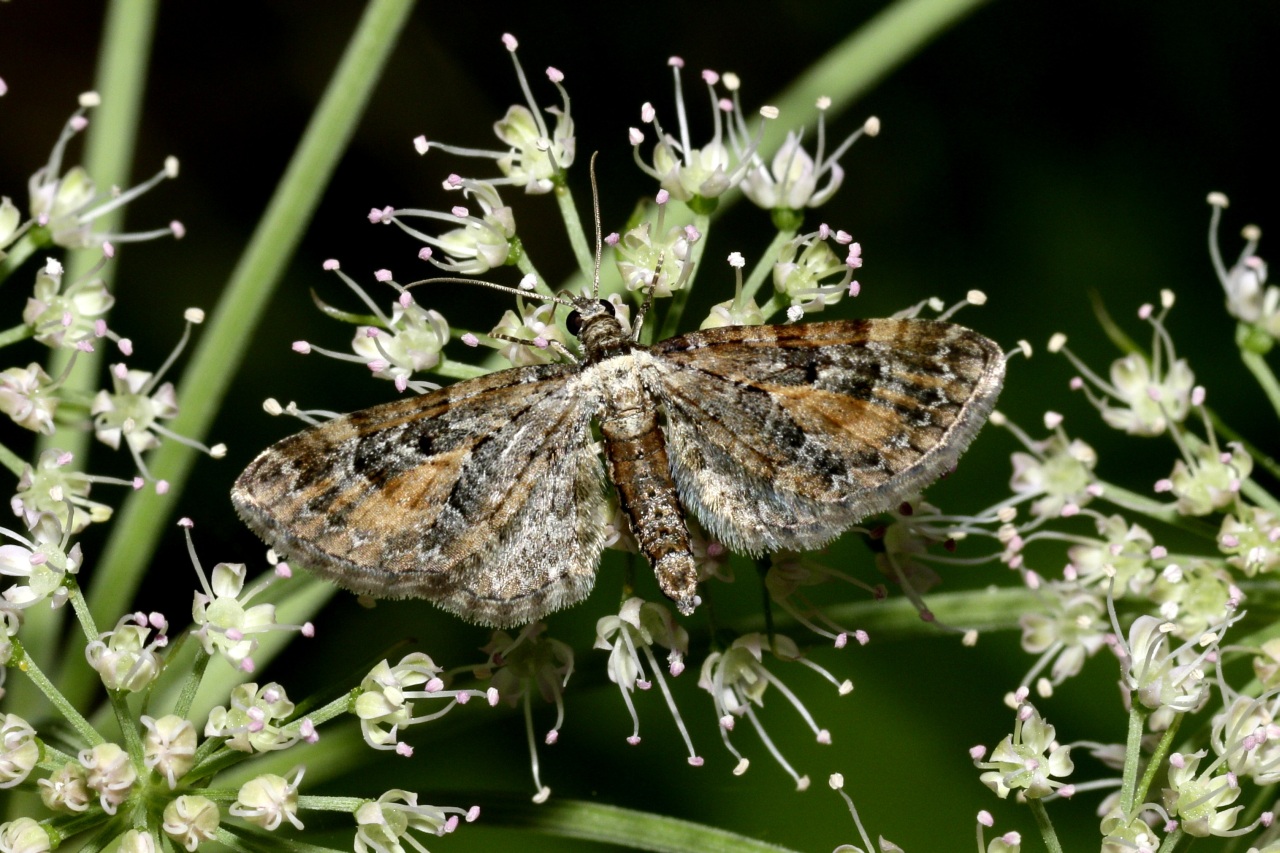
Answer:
xmin=566 ymin=310 xmax=584 ymax=336
xmin=598 ymin=299 xmax=615 ymax=316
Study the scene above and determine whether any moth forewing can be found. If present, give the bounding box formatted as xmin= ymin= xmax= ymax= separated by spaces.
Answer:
xmin=647 ymin=318 xmax=1004 ymax=556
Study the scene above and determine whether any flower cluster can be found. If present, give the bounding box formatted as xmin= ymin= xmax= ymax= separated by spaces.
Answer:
xmin=950 ymin=195 xmax=1280 ymax=851
xmin=0 ymin=85 xmax=476 ymax=851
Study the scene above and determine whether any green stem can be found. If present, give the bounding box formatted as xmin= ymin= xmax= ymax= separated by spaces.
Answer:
xmin=215 ymin=825 xmax=349 ymax=853
xmin=1240 ymin=336 xmax=1280 ymax=421
xmin=1241 ymin=477 xmax=1280 ymax=517
xmin=10 ymin=638 xmax=103 ymax=748
xmin=785 ymin=586 xmax=1038 ymax=640
xmin=760 ymin=0 xmax=992 ymax=159
xmin=289 ymin=690 xmax=357 ymax=731
xmin=0 ymin=442 xmax=24 ymax=477
xmin=1119 ymin=706 xmax=1146 ymax=814
xmin=108 ymin=688 xmax=145 ymax=763
xmin=758 ymin=293 xmax=788 ymax=323
xmin=66 ymin=580 xmax=101 ymax=644
xmin=63 ymin=0 xmax=416 ymax=710
xmin=171 ymin=646 xmax=212 ymax=721
xmin=186 ymin=744 xmax=256 ymax=784
xmin=555 ymin=179 xmax=594 ymax=280
xmin=0 ymin=323 xmax=34 ymax=348
xmin=46 ymin=811 xmax=121 ymax=850
xmin=436 ymin=358 xmax=490 ymax=380
xmin=1027 ymin=798 xmax=1063 ymax=853
xmin=477 ymin=795 xmax=805 ymax=853
xmin=296 ymin=794 xmax=367 ymax=812
xmin=1135 ymin=713 xmax=1179 ymax=814
xmin=1097 ymin=481 xmax=1219 ymax=538
xmin=740 ymin=229 xmax=795 ymax=305
xmin=0 ymin=233 xmax=41 ymax=281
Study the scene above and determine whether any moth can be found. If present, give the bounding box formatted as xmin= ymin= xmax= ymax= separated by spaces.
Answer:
xmin=232 ymin=288 xmax=1005 ymax=628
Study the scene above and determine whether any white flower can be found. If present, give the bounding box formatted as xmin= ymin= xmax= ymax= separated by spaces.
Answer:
xmin=11 ymin=448 xmax=111 ymax=533
xmin=191 ymin=562 xmax=280 ymax=670
xmin=142 ymin=714 xmax=197 ymax=789
xmin=85 ymin=613 xmax=166 ymax=691
xmin=78 ymin=742 xmax=137 ymax=815
xmin=354 ymin=789 xmax=478 ymax=853
xmin=230 ymin=768 xmax=305 ymax=831
xmin=37 ymin=762 xmax=90 ymax=813
xmin=90 ymin=363 xmax=178 ymax=455
xmin=205 ymin=682 xmax=299 ymax=753
xmin=23 ymin=257 xmax=113 ymax=350
xmin=1 ymin=518 xmax=81 ymax=611
xmin=1163 ymin=750 xmax=1243 ymax=837
xmin=0 ymin=818 xmax=50 ymax=853
xmin=976 ymin=704 xmax=1074 ymax=799
xmin=0 ymin=715 xmax=39 ymax=789
xmin=0 ymin=364 xmax=58 ymax=434
xmin=1118 ymin=616 xmax=1212 ymax=714
xmin=162 ymin=796 xmax=220 ymax=852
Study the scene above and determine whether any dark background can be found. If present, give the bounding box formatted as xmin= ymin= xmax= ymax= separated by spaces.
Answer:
xmin=3 ymin=1 xmax=1279 ymax=849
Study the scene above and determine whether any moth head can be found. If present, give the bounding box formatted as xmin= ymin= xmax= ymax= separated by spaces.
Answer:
xmin=566 ymin=298 xmax=616 ymax=338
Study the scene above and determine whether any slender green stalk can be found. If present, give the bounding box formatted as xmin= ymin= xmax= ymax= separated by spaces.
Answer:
xmin=1119 ymin=707 xmax=1146 ymax=814
xmin=107 ymin=689 xmax=145 ymax=763
xmin=170 ymin=646 xmax=211 ymax=722
xmin=295 ymin=795 xmax=367 ymax=812
xmin=215 ymin=825 xmax=348 ymax=853
xmin=63 ymin=0 xmax=416 ymax=710
xmin=1242 ymin=477 xmax=1280 ymax=516
xmin=761 ymin=0 xmax=992 ymax=159
xmin=1027 ymin=798 xmax=1063 ymax=853
xmin=0 ymin=234 xmax=39 ymax=280
xmin=477 ymin=795 xmax=803 ymax=853
xmin=65 ymin=581 xmax=101 ymax=644
xmin=46 ymin=812 xmax=122 ymax=850
xmin=9 ymin=639 xmax=103 ymax=748
xmin=805 ymin=586 xmax=1038 ymax=639
xmin=1241 ymin=345 xmax=1280 ymax=421
xmin=555 ymin=179 xmax=594 ymax=279
xmin=0 ymin=323 xmax=33 ymax=348
xmin=287 ymin=692 xmax=356 ymax=731
xmin=1134 ymin=714 xmax=1179 ymax=813
xmin=741 ymin=229 xmax=795 ymax=304
xmin=0 ymin=442 xmax=24 ymax=477
xmin=1098 ymin=481 xmax=1219 ymax=538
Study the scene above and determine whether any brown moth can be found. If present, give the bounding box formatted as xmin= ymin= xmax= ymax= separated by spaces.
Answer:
xmin=232 ymin=291 xmax=1005 ymax=628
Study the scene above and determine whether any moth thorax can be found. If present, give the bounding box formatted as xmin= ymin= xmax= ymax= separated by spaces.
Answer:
xmin=576 ymin=309 xmax=631 ymax=360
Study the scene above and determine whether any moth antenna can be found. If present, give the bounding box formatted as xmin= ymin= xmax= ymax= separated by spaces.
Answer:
xmin=490 ymin=332 xmax=580 ymax=364
xmin=632 ymin=251 xmax=664 ymax=340
xmin=400 ymin=276 xmax=577 ymax=310
xmin=589 ymin=151 xmax=603 ymax=299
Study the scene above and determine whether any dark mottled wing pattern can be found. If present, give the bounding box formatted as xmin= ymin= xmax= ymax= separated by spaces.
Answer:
xmin=644 ymin=318 xmax=1004 ymax=554
xmin=232 ymin=363 xmax=609 ymax=627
